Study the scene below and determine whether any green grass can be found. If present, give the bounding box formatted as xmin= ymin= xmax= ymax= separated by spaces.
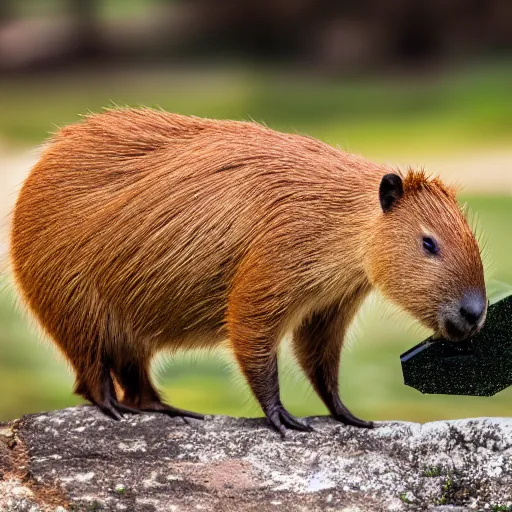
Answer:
xmin=10 ymin=0 xmax=162 ymax=21
xmin=1 ymin=195 xmax=511 ymax=422
xmin=0 ymin=62 xmax=511 ymax=157
xmin=422 ymin=466 xmax=442 ymax=478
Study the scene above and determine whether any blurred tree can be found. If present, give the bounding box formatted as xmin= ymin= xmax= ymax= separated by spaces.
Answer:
xmin=0 ymin=0 xmax=510 ymax=73
xmin=0 ymin=0 xmax=13 ymax=25
xmin=67 ymin=0 xmax=102 ymax=60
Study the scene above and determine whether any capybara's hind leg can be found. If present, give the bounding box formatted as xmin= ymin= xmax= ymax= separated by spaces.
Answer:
xmin=74 ymin=353 xmax=140 ymax=420
xmin=116 ymin=359 xmax=204 ymax=420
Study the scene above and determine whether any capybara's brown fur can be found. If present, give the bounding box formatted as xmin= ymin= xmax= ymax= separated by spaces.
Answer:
xmin=10 ymin=109 xmax=486 ymax=432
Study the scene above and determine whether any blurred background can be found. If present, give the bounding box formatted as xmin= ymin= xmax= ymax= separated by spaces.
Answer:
xmin=0 ymin=0 xmax=511 ymax=423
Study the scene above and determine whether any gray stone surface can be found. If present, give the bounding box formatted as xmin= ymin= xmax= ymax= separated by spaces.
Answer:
xmin=1 ymin=407 xmax=512 ymax=511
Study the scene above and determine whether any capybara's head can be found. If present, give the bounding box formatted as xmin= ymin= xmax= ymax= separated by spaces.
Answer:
xmin=366 ymin=170 xmax=486 ymax=341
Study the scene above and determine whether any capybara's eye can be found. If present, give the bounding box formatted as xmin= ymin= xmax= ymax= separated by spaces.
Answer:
xmin=422 ymin=236 xmax=439 ymax=256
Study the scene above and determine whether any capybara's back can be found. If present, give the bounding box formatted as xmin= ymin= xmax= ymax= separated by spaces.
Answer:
xmin=11 ymin=109 xmax=486 ymax=433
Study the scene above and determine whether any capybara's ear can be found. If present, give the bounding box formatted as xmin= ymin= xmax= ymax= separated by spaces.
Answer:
xmin=379 ymin=173 xmax=403 ymax=212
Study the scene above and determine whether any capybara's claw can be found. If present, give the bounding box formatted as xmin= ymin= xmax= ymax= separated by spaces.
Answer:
xmin=267 ymin=406 xmax=313 ymax=437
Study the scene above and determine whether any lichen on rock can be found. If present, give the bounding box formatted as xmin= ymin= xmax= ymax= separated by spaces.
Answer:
xmin=1 ymin=407 xmax=512 ymax=511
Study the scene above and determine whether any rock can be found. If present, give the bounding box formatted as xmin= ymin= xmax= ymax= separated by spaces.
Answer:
xmin=1 ymin=407 xmax=512 ymax=511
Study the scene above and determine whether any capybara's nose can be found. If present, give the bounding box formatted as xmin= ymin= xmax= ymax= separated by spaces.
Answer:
xmin=459 ymin=291 xmax=486 ymax=326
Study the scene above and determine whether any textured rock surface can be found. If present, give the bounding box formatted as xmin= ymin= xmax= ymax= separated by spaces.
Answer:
xmin=1 ymin=407 xmax=512 ymax=511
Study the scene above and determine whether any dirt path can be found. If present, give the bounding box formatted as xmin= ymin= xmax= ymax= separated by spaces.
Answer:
xmin=1 ymin=146 xmax=511 ymax=266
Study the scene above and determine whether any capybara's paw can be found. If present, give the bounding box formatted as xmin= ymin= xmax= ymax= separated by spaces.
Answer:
xmin=266 ymin=406 xmax=313 ymax=437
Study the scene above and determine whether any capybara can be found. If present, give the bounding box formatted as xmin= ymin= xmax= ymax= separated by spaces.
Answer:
xmin=10 ymin=109 xmax=487 ymax=434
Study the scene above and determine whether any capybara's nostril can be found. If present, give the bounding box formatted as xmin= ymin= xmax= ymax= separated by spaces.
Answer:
xmin=459 ymin=291 xmax=486 ymax=326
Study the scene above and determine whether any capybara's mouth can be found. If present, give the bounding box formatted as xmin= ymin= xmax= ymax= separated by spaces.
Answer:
xmin=445 ymin=320 xmax=467 ymax=341
xmin=440 ymin=319 xmax=481 ymax=342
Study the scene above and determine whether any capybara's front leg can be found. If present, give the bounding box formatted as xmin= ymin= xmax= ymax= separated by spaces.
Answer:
xmin=227 ymin=257 xmax=312 ymax=436
xmin=231 ymin=332 xmax=312 ymax=436
xmin=293 ymin=298 xmax=374 ymax=429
